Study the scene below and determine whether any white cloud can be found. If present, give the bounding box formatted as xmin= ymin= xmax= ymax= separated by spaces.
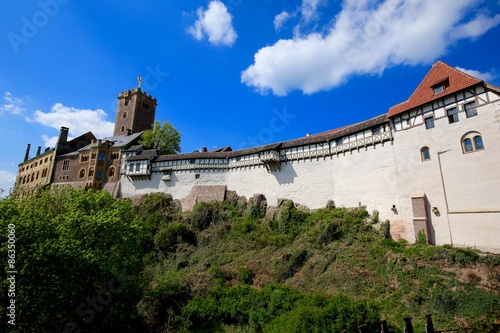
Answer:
xmin=187 ymin=0 xmax=237 ymax=47
xmin=456 ymin=67 xmax=497 ymax=82
xmin=0 ymin=92 xmax=26 ymax=115
xmin=242 ymin=0 xmax=500 ymax=96
xmin=450 ymin=13 xmax=500 ymax=39
xmin=274 ymin=11 xmax=292 ymax=31
xmin=300 ymin=0 xmax=326 ymax=24
xmin=0 ymin=170 xmax=16 ymax=197
xmin=32 ymin=103 xmax=114 ymax=147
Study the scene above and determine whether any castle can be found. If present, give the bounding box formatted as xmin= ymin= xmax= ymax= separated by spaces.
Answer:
xmin=14 ymin=62 xmax=500 ymax=253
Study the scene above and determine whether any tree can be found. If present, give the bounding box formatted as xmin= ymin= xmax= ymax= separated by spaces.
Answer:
xmin=0 ymin=188 xmax=144 ymax=332
xmin=139 ymin=120 xmax=181 ymax=155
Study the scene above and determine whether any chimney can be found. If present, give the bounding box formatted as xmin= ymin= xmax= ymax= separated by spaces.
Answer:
xmin=202 ymin=147 xmax=208 ymax=153
xmin=58 ymin=126 xmax=69 ymax=144
xmin=24 ymin=144 xmax=31 ymax=162
xmin=36 ymin=146 xmax=41 ymax=156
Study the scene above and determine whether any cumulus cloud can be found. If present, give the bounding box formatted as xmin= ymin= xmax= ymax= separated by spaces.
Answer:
xmin=32 ymin=103 xmax=114 ymax=147
xmin=456 ymin=67 xmax=498 ymax=82
xmin=187 ymin=0 xmax=237 ymax=46
xmin=0 ymin=170 xmax=16 ymax=197
xmin=242 ymin=0 xmax=500 ymax=96
xmin=0 ymin=92 xmax=26 ymax=115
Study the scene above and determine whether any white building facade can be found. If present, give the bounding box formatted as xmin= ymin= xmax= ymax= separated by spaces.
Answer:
xmin=120 ymin=62 xmax=500 ymax=253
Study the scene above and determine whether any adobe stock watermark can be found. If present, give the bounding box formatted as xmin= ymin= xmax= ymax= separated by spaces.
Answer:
xmin=237 ymin=106 xmax=296 ymax=149
xmin=64 ymin=271 xmax=129 ymax=333
xmin=6 ymin=224 xmax=17 ymax=327
xmin=225 ymin=0 xmax=243 ymax=11
xmin=7 ymin=0 xmax=70 ymax=54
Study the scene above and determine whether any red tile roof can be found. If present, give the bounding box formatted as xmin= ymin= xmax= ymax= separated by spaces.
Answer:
xmin=388 ymin=61 xmax=483 ymax=117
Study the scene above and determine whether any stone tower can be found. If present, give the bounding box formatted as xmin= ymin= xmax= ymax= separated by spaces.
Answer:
xmin=113 ymin=80 xmax=157 ymax=136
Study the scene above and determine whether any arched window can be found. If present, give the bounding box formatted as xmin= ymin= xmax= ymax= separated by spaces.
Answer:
xmin=462 ymin=132 xmax=484 ymax=153
xmin=108 ymin=167 xmax=115 ymax=178
xmin=421 ymin=147 xmax=430 ymax=161
xmin=79 ymin=169 xmax=86 ymax=179
xmin=121 ymin=126 xmax=125 ymax=132
xmin=89 ymin=167 xmax=94 ymax=178
xmin=123 ymin=112 xmax=127 ymax=118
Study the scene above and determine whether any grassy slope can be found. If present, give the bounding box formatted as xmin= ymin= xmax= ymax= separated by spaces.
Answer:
xmin=139 ymin=196 xmax=500 ymax=332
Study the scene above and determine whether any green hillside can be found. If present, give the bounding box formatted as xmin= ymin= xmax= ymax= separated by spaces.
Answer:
xmin=1 ymin=188 xmax=498 ymax=332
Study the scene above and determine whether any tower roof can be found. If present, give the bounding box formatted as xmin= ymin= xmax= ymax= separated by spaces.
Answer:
xmin=388 ymin=61 xmax=483 ymax=117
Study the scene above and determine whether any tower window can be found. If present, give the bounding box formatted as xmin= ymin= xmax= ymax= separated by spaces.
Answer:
xmin=62 ymin=160 xmax=70 ymax=171
xmin=123 ymin=112 xmax=127 ymax=118
xmin=108 ymin=167 xmax=116 ymax=178
xmin=124 ymin=99 xmax=129 ymax=106
xmin=79 ymin=169 xmax=86 ymax=179
xmin=121 ymin=126 xmax=125 ymax=132
xmin=142 ymin=102 xmax=150 ymax=110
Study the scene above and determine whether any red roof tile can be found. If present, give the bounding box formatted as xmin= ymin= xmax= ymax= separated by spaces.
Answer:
xmin=388 ymin=61 xmax=483 ymax=117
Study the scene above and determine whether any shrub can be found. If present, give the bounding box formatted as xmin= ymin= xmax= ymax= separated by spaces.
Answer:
xmin=238 ymin=266 xmax=255 ymax=284
xmin=154 ymin=222 xmax=196 ymax=252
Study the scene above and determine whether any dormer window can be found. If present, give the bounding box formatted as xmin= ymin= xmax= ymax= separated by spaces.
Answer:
xmin=433 ymin=84 xmax=445 ymax=95
xmin=431 ymin=78 xmax=449 ymax=95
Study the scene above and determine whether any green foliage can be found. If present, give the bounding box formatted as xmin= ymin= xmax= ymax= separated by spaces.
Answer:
xmin=189 ymin=201 xmax=235 ymax=231
xmin=416 ymin=230 xmax=427 ymax=244
xmin=238 ymin=266 xmax=255 ymax=284
xmin=134 ymin=193 xmax=180 ymax=253
xmin=154 ymin=222 xmax=196 ymax=252
xmin=0 ymin=188 xmax=143 ymax=332
xmin=139 ymin=120 xmax=181 ymax=155
xmin=1 ymin=192 xmax=498 ymax=332
xmin=380 ymin=220 xmax=391 ymax=239
xmin=184 ymin=284 xmax=379 ymax=333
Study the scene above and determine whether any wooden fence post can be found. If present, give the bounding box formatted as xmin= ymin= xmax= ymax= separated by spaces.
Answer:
xmin=425 ymin=314 xmax=435 ymax=333
xmin=404 ymin=317 xmax=414 ymax=333
xmin=380 ymin=320 xmax=389 ymax=333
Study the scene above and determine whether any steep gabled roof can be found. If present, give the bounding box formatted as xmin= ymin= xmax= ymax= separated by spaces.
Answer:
xmin=388 ymin=61 xmax=483 ymax=117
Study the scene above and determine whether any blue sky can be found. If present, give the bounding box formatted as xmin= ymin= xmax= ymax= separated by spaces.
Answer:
xmin=1 ymin=0 xmax=499 ymax=195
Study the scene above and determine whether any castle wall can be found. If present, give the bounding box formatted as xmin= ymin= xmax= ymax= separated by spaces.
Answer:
xmin=391 ymin=88 xmax=500 ymax=250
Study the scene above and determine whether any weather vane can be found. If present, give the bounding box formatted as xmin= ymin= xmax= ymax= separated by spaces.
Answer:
xmin=138 ymin=75 xmax=142 ymax=89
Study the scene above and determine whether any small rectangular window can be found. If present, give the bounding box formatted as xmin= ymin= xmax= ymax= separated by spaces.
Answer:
xmin=433 ymin=85 xmax=445 ymax=95
xmin=447 ymin=107 xmax=459 ymax=123
xmin=425 ymin=116 xmax=435 ymax=129
xmin=128 ymin=163 xmax=134 ymax=172
xmin=464 ymin=101 xmax=477 ymax=118
xmin=335 ymin=138 xmax=343 ymax=146
xmin=372 ymin=126 xmax=381 ymax=135
xmin=135 ymin=162 xmax=140 ymax=171
xmin=62 ymin=160 xmax=70 ymax=171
